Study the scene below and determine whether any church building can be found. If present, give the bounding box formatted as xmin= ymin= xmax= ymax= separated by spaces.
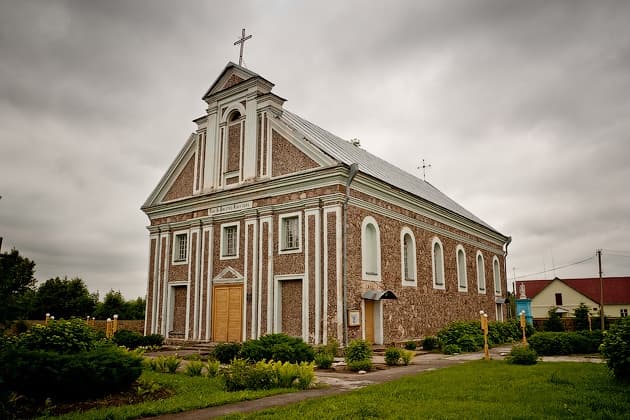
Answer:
xmin=141 ymin=62 xmax=511 ymax=345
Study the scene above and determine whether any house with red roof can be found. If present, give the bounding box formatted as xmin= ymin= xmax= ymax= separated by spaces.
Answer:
xmin=516 ymin=277 xmax=630 ymax=319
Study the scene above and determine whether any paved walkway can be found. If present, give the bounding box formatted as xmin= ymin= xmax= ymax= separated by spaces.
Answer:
xmin=143 ymin=346 xmax=602 ymax=420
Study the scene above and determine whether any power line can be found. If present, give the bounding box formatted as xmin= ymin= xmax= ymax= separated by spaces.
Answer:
xmin=515 ymin=256 xmax=594 ymax=280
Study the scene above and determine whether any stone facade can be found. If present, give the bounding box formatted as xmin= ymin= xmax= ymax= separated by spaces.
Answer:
xmin=142 ymin=62 xmax=510 ymax=345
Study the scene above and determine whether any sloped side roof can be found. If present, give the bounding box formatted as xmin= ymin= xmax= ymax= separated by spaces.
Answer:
xmin=279 ymin=110 xmax=497 ymax=232
xmin=517 ymin=277 xmax=630 ymax=304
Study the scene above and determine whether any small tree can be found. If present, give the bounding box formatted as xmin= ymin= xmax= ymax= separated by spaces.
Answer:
xmin=543 ymin=307 xmax=565 ymax=332
xmin=573 ymin=303 xmax=590 ymax=331
xmin=0 ymin=249 xmax=36 ymax=327
xmin=601 ymin=317 xmax=630 ymax=382
xmin=33 ymin=277 xmax=97 ymax=319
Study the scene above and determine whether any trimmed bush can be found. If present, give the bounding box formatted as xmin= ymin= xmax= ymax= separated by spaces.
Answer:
xmin=212 ymin=342 xmax=242 ymax=364
xmin=506 ymin=345 xmax=538 ymax=365
xmin=17 ymin=318 xmax=102 ymax=354
xmin=0 ymin=343 xmax=142 ymax=400
xmin=528 ymin=331 xmax=602 ymax=356
xmin=443 ymin=344 xmax=461 ymax=355
xmin=400 ymin=349 xmax=414 ymax=365
xmin=456 ymin=334 xmax=482 ymax=352
xmin=221 ymin=359 xmax=315 ymax=391
xmin=384 ymin=347 xmax=402 ymax=366
xmin=422 ymin=336 xmax=439 ymax=351
xmin=314 ymin=349 xmax=334 ymax=368
xmin=240 ymin=334 xmax=314 ymax=363
xmin=345 ymin=339 xmax=372 ymax=371
xmin=438 ymin=319 xmax=533 ymax=353
xmin=112 ymin=329 xmax=144 ymax=349
xmin=602 ymin=317 xmax=630 ymax=382
xmin=404 ymin=341 xmax=417 ymax=351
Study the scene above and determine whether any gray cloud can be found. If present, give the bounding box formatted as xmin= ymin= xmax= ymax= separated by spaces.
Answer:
xmin=1 ymin=0 xmax=629 ymax=299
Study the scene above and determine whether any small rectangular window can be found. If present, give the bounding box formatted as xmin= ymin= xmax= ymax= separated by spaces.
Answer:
xmin=621 ymin=309 xmax=628 ymax=318
xmin=282 ymin=216 xmax=299 ymax=250
xmin=223 ymin=226 xmax=237 ymax=257
xmin=555 ymin=293 xmax=563 ymax=306
xmin=173 ymin=233 xmax=187 ymax=262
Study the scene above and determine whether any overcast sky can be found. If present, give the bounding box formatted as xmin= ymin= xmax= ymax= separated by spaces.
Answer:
xmin=1 ymin=0 xmax=629 ymax=300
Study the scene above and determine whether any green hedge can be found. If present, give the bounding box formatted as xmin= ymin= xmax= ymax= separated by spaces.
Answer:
xmin=437 ymin=320 xmax=534 ymax=353
xmin=528 ymin=331 xmax=602 ymax=356
xmin=112 ymin=329 xmax=163 ymax=349
xmin=0 ymin=343 xmax=143 ymax=400
xmin=240 ymin=334 xmax=314 ymax=363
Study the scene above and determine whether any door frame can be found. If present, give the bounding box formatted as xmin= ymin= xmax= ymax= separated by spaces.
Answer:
xmin=273 ymin=274 xmax=307 ymax=341
xmin=361 ymin=299 xmax=383 ymax=345
xmin=166 ymin=281 xmax=188 ymax=339
xmin=211 ymin=283 xmax=244 ymax=342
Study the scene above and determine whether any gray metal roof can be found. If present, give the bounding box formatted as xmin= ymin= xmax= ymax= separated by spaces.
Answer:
xmin=280 ymin=109 xmax=497 ymax=232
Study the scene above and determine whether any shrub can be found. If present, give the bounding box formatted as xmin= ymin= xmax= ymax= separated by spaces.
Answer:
xmin=184 ymin=360 xmax=204 ymax=376
xmin=17 ymin=318 xmax=102 ymax=354
xmin=438 ymin=321 xmax=482 ymax=350
xmin=222 ymin=358 xmax=252 ymax=391
xmin=314 ymin=349 xmax=334 ymax=368
xmin=206 ymin=359 xmax=220 ymax=377
xmin=400 ymin=349 xmax=414 ymax=366
xmin=443 ymin=344 xmax=461 ymax=355
xmin=0 ymin=343 xmax=142 ymax=400
xmin=144 ymin=334 xmax=164 ymax=348
xmin=296 ymin=361 xmax=315 ymax=389
xmin=528 ymin=331 xmax=602 ymax=356
xmin=601 ymin=317 xmax=630 ymax=381
xmin=221 ymin=359 xmax=313 ymax=391
xmin=506 ymin=345 xmax=538 ymax=365
xmin=112 ymin=329 xmax=144 ymax=349
xmin=240 ymin=334 xmax=314 ymax=363
xmin=164 ymin=355 xmax=182 ymax=373
xmin=323 ymin=338 xmax=340 ymax=357
xmin=456 ymin=334 xmax=482 ymax=352
xmin=212 ymin=342 xmax=242 ymax=364
xmin=422 ymin=336 xmax=439 ymax=351
xmin=404 ymin=341 xmax=417 ymax=351
xmin=544 ymin=308 xmax=565 ymax=332
xmin=384 ymin=347 xmax=402 ymax=366
xmin=573 ymin=303 xmax=591 ymax=331
xmin=274 ymin=361 xmax=299 ymax=388
xmin=345 ymin=339 xmax=372 ymax=371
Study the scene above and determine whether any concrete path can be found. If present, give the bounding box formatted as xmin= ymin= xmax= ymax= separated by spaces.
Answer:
xmin=142 ymin=346 xmax=602 ymax=420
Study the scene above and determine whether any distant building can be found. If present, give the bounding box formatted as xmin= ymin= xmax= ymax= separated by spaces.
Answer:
xmin=515 ymin=277 xmax=630 ymax=319
xmin=141 ymin=62 xmax=511 ymax=344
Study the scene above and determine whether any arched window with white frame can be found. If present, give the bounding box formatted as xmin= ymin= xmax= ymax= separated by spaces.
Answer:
xmin=493 ymin=256 xmax=501 ymax=295
xmin=456 ymin=245 xmax=467 ymax=292
xmin=476 ymin=251 xmax=486 ymax=293
xmin=400 ymin=227 xmax=417 ymax=286
xmin=361 ymin=216 xmax=381 ymax=281
xmin=432 ymin=237 xmax=445 ymax=289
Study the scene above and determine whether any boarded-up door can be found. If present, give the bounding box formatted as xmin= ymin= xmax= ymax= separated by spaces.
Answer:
xmin=171 ymin=286 xmax=187 ymax=338
xmin=212 ymin=285 xmax=243 ymax=342
xmin=364 ymin=300 xmax=375 ymax=343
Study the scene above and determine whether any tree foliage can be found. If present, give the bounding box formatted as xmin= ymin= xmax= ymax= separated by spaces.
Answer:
xmin=94 ymin=290 xmax=145 ymax=320
xmin=32 ymin=277 xmax=97 ymax=320
xmin=573 ymin=302 xmax=590 ymax=331
xmin=0 ymin=249 xmax=36 ymax=326
xmin=543 ymin=307 xmax=565 ymax=332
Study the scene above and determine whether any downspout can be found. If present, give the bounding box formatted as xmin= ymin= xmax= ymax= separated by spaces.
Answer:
xmin=343 ymin=163 xmax=359 ymax=347
xmin=503 ymin=236 xmax=512 ymax=319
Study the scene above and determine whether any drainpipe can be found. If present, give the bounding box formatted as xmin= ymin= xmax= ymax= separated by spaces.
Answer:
xmin=343 ymin=163 xmax=359 ymax=347
xmin=503 ymin=236 xmax=512 ymax=318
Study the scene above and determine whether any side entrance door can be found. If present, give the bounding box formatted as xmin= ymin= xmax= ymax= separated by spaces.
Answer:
xmin=212 ymin=284 xmax=243 ymax=342
xmin=364 ymin=300 xmax=375 ymax=343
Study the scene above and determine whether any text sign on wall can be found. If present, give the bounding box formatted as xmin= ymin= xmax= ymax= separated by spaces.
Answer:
xmin=209 ymin=201 xmax=253 ymax=215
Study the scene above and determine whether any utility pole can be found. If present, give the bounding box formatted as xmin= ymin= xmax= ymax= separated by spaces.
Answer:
xmin=598 ymin=249 xmax=604 ymax=330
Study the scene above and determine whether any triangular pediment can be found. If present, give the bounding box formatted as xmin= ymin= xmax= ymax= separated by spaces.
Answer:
xmin=213 ymin=266 xmax=244 ymax=283
xmin=203 ymin=62 xmax=273 ymax=99
xmin=142 ymin=133 xmax=197 ymax=209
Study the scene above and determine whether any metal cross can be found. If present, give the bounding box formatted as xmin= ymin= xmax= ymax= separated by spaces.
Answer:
xmin=418 ymin=159 xmax=432 ymax=181
xmin=234 ymin=28 xmax=252 ymax=66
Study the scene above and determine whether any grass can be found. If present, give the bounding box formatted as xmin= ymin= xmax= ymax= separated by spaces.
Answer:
xmin=42 ymin=370 xmax=296 ymax=420
xmin=223 ymin=361 xmax=630 ymax=419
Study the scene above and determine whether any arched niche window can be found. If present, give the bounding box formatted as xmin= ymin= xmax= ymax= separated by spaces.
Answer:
xmin=493 ymin=256 xmax=501 ymax=295
xmin=228 ymin=110 xmax=241 ymax=122
xmin=432 ymin=237 xmax=445 ymax=289
xmin=476 ymin=251 xmax=486 ymax=294
xmin=361 ymin=216 xmax=381 ymax=281
xmin=400 ymin=227 xmax=417 ymax=286
xmin=456 ymin=245 xmax=467 ymax=292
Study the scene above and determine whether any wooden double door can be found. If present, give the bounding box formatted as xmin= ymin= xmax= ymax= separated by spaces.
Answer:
xmin=212 ymin=284 xmax=243 ymax=342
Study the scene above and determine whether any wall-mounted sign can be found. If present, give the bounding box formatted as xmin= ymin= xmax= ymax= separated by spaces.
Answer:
xmin=348 ymin=310 xmax=361 ymax=327
xmin=209 ymin=201 xmax=253 ymax=215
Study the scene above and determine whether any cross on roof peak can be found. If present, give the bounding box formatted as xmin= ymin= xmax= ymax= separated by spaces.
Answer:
xmin=234 ymin=28 xmax=253 ymax=67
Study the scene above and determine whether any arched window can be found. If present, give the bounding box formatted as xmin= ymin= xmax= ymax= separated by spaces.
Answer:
xmin=476 ymin=251 xmax=486 ymax=293
xmin=432 ymin=237 xmax=445 ymax=289
xmin=400 ymin=227 xmax=417 ymax=286
xmin=361 ymin=216 xmax=381 ymax=281
xmin=493 ymin=256 xmax=501 ymax=295
xmin=456 ymin=245 xmax=467 ymax=291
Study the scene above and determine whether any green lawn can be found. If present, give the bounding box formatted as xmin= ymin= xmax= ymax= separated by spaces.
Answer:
xmin=44 ymin=371 xmax=296 ymax=420
xmin=223 ymin=361 xmax=630 ymax=420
